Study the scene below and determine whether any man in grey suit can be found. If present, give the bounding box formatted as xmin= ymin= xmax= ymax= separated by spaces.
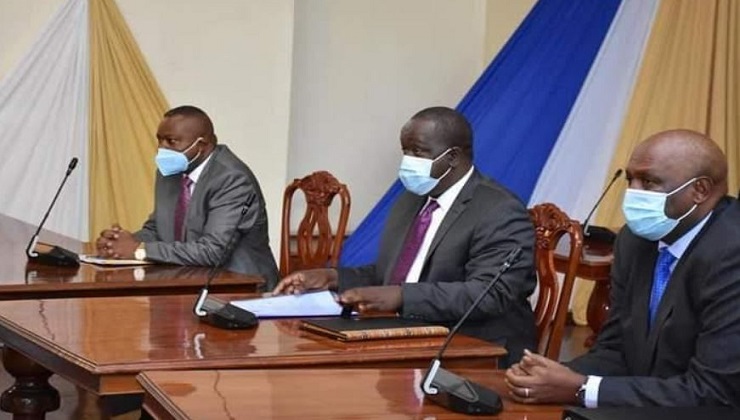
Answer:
xmin=95 ymin=106 xmax=279 ymax=289
xmin=274 ymin=107 xmax=537 ymax=365
xmin=506 ymin=129 xmax=740 ymax=407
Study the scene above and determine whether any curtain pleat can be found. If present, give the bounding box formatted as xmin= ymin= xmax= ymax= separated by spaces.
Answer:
xmin=89 ymin=0 xmax=168 ymax=240
xmin=0 ymin=0 xmax=89 ymax=240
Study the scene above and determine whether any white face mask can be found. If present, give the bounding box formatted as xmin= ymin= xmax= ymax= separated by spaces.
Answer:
xmin=621 ymin=177 xmax=698 ymax=241
xmin=398 ymin=148 xmax=452 ymax=195
xmin=155 ymin=137 xmax=202 ymax=176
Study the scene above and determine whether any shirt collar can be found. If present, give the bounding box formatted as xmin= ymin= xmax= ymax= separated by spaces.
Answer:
xmin=659 ymin=211 xmax=713 ymax=259
xmin=428 ymin=166 xmax=475 ymax=211
xmin=186 ymin=151 xmax=214 ymax=184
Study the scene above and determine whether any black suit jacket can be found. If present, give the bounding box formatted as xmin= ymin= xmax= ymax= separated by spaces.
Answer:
xmin=567 ymin=197 xmax=740 ymax=406
xmin=135 ymin=145 xmax=279 ymax=290
xmin=337 ymin=170 xmax=537 ymax=364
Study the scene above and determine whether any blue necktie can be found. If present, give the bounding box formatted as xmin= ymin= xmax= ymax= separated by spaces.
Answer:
xmin=648 ymin=248 xmax=676 ymax=327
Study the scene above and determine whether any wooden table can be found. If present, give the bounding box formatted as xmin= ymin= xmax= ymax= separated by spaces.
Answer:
xmin=555 ymin=235 xmax=613 ymax=345
xmin=138 ymin=368 xmax=562 ymax=419
xmin=0 ymin=295 xmax=506 ymax=419
xmin=0 ymin=214 xmax=263 ymax=299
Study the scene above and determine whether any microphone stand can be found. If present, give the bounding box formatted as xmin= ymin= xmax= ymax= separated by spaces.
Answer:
xmin=26 ymin=157 xmax=80 ymax=267
xmin=582 ymin=169 xmax=623 ymax=244
xmin=193 ymin=195 xmax=258 ymax=329
xmin=421 ymin=247 xmax=522 ymax=415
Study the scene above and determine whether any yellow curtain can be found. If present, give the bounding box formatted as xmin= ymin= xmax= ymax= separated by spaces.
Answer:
xmin=89 ymin=0 xmax=168 ymax=240
xmin=596 ymin=0 xmax=740 ymax=228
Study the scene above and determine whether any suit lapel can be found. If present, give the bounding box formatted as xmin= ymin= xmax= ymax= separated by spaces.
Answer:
xmin=420 ymin=171 xmax=479 ymax=275
xmin=643 ymin=205 xmax=724 ymax=367
xmin=184 ymin=146 xmax=222 ymax=239
xmin=633 ymin=247 xmax=657 ymax=374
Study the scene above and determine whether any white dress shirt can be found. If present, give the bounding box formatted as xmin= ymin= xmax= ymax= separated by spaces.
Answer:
xmin=404 ymin=166 xmax=475 ymax=284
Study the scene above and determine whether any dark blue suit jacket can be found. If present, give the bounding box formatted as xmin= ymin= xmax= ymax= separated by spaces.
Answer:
xmin=567 ymin=197 xmax=740 ymax=406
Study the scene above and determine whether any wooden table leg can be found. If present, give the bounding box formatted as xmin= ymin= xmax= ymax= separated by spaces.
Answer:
xmin=585 ymin=281 xmax=611 ymax=347
xmin=0 ymin=347 xmax=60 ymax=420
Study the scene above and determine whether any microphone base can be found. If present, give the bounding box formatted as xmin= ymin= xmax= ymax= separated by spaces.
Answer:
xmin=423 ymin=367 xmax=502 ymax=415
xmin=583 ymin=225 xmax=616 ymax=245
xmin=28 ymin=245 xmax=80 ymax=267
xmin=196 ymin=296 xmax=258 ymax=330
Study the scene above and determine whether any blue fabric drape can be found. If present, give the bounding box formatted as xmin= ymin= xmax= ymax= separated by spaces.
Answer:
xmin=340 ymin=0 xmax=622 ymax=267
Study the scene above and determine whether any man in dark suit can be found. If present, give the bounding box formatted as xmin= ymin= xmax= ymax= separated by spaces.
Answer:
xmin=274 ymin=107 xmax=537 ymax=364
xmin=506 ymin=129 xmax=740 ymax=407
xmin=95 ymin=106 xmax=279 ymax=289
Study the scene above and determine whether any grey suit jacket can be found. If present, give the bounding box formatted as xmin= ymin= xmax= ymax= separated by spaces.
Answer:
xmin=135 ymin=145 xmax=279 ymax=290
xmin=337 ymin=170 xmax=537 ymax=365
xmin=567 ymin=197 xmax=740 ymax=406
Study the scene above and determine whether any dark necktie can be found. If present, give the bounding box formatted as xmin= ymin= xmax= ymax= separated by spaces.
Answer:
xmin=648 ymin=248 xmax=676 ymax=327
xmin=390 ymin=199 xmax=440 ymax=285
xmin=174 ymin=176 xmax=193 ymax=241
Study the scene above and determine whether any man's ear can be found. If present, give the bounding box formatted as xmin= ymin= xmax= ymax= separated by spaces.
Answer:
xmin=692 ymin=177 xmax=713 ymax=204
xmin=447 ymin=147 xmax=461 ymax=168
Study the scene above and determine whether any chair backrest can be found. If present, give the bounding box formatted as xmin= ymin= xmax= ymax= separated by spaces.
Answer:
xmin=529 ymin=203 xmax=584 ymax=360
xmin=280 ymin=171 xmax=351 ymax=277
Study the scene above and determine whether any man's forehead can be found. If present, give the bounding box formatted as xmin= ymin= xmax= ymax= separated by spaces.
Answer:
xmin=628 ymin=141 xmax=689 ymax=177
xmin=159 ymin=115 xmax=198 ymax=133
xmin=402 ymin=119 xmax=437 ymax=144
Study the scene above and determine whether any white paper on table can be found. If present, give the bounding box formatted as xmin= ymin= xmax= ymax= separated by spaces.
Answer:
xmin=230 ymin=290 xmax=343 ymax=318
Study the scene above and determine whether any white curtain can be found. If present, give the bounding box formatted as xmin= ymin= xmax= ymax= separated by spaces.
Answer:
xmin=527 ymin=0 xmax=660 ymax=220
xmin=0 ymin=0 xmax=89 ymax=240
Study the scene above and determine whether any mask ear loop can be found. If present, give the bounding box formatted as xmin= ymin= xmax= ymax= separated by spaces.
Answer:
xmin=431 ymin=147 xmax=454 ymax=180
xmin=666 ymin=177 xmax=700 ymax=222
xmin=184 ymin=137 xmax=204 ymax=164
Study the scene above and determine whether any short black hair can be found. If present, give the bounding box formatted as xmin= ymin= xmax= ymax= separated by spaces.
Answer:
xmin=164 ymin=105 xmax=215 ymax=138
xmin=411 ymin=106 xmax=473 ymax=158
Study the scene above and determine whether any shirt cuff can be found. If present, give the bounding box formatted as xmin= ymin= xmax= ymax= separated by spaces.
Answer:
xmin=584 ymin=375 xmax=602 ymax=408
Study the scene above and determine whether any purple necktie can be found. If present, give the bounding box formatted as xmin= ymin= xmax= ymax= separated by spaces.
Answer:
xmin=174 ymin=176 xmax=193 ymax=241
xmin=390 ymin=199 xmax=440 ymax=285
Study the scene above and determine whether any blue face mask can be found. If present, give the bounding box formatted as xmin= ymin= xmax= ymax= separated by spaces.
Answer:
xmin=398 ymin=148 xmax=452 ymax=195
xmin=155 ymin=138 xmax=202 ymax=176
xmin=622 ymin=177 xmax=698 ymax=241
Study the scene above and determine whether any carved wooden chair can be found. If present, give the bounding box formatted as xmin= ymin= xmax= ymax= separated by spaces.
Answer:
xmin=529 ymin=203 xmax=584 ymax=360
xmin=280 ymin=171 xmax=351 ymax=277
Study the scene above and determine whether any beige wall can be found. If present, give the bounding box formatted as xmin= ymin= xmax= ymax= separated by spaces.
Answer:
xmin=287 ymin=0 xmax=535 ymax=231
xmin=0 ymin=0 xmax=67 ymax=78
xmin=484 ymin=0 xmax=537 ymax=64
xmin=0 ymin=0 xmax=534 ymax=256
xmin=286 ymin=0 xmax=488 ymax=231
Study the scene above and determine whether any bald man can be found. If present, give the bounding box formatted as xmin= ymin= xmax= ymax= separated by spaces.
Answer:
xmin=506 ymin=129 xmax=740 ymax=407
xmin=95 ymin=105 xmax=279 ymax=289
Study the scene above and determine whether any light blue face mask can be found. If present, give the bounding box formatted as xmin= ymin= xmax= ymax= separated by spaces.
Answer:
xmin=155 ymin=138 xmax=202 ymax=176
xmin=622 ymin=177 xmax=698 ymax=241
xmin=398 ymin=148 xmax=452 ymax=195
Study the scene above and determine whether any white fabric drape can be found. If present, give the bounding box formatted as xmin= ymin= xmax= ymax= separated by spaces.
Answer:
xmin=527 ymin=0 xmax=660 ymax=220
xmin=0 ymin=0 xmax=89 ymax=240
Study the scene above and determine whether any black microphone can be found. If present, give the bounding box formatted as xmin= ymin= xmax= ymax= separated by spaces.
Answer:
xmin=193 ymin=195 xmax=258 ymax=329
xmin=582 ymin=168 xmax=623 ymax=244
xmin=421 ymin=247 xmax=522 ymax=416
xmin=26 ymin=157 xmax=81 ymax=267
